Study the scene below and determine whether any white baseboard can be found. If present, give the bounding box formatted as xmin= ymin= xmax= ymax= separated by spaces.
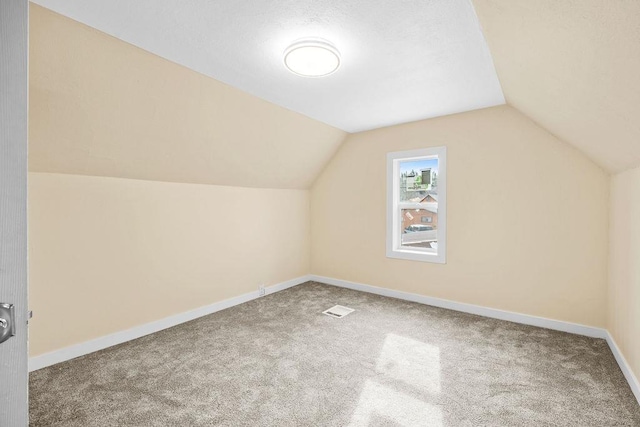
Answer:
xmin=310 ymin=275 xmax=640 ymax=405
xmin=30 ymin=273 xmax=640 ymax=407
xmin=29 ymin=275 xmax=311 ymax=372
xmin=310 ymin=275 xmax=607 ymax=338
xmin=606 ymin=332 xmax=640 ymax=404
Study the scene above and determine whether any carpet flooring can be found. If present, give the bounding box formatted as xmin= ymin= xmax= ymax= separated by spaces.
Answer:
xmin=30 ymin=282 xmax=640 ymax=426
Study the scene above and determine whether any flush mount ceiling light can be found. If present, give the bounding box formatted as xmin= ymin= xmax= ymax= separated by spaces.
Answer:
xmin=283 ymin=39 xmax=341 ymax=77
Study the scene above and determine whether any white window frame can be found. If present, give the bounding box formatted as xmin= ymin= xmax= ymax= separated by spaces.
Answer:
xmin=386 ymin=147 xmax=447 ymax=264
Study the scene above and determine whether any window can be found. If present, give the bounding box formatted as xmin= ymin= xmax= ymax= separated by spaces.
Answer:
xmin=386 ymin=147 xmax=447 ymax=263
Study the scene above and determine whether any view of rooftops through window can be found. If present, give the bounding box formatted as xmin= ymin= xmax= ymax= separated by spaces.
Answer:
xmin=399 ymin=157 xmax=439 ymax=251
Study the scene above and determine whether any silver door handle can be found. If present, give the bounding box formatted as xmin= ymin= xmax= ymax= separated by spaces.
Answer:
xmin=0 ymin=304 xmax=15 ymax=344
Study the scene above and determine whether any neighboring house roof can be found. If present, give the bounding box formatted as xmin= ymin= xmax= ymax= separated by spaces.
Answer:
xmin=420 ymin=194 xmax=438 ymax=203
xmin=406 ymin=204 xmax=437 ymax=214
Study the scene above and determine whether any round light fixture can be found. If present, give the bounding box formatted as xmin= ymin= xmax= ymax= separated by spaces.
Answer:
xmin=283 ymin=39 xmax=340 ymax=77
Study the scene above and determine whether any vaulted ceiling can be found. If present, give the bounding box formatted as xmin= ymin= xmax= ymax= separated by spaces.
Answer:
xmin=30 ymin=0 xmax=505 ymax=133
xmin=29 ymin=0 xmax=640 ymax=179
xmin=29 ymin=5 xmax=346 ymax=189
xmin=472 ymin=0 xmax=640 ymax=173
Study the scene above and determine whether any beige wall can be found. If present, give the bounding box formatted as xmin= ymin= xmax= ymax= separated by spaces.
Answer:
xmin=28 ymin=172 xmax=309 ymax=356
xmin=608 ymin=166 xmax=640 ymax=383
xmin=29 ymin=4 xmax=346 ymax=189
xmin=28 ymin=4 xmax=321 ymax=358
xmin=472 ymin=0 xmax=640 ymax=173
xmin=311 ymin=105 xmax=609 ymax=327
xmin=27 ymin=3 xmax=618 ymax=362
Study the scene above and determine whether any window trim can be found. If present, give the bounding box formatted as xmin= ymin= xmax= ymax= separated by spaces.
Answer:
xmin=386 ymin=147 xmax=447 ymax=264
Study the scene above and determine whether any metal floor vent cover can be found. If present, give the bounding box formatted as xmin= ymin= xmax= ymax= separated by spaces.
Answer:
xmin=322 ymin=305 xmax=355 ymax=318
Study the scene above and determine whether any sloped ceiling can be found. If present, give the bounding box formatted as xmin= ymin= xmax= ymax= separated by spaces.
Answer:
xmin=30 ymin=0 xmax=505 ymax=133
xmin=30 ymin=1 xmax=639 ymax=179
xmin=29 ymin=5 xmax=346 ymax=189
xmin=473 ymin=0 xmax=640 ymax=173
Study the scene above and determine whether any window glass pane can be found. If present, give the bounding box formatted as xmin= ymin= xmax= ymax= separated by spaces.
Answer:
xmin=398 ymin=158 xmax=439 ymax=203
xmin=387 ymin=147 xmax=445 ymax=263
xmin=400 ymin=208 xmax=438 ymax=251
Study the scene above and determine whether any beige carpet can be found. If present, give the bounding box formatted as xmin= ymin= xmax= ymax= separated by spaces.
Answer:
xmin=30 ymin=282 xmax=640 ymax=426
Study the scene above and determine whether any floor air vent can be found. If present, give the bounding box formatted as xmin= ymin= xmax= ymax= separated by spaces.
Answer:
xmin=322 ymin=305 xmax=355 ymax=318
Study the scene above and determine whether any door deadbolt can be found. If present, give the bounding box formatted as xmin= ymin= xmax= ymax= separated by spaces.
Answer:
xmin=0 ymin=303 xmax=16 ymax=344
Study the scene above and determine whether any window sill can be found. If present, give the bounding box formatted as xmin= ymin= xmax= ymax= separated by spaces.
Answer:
xmin=386 ymin=248 xmax=446 ymax=264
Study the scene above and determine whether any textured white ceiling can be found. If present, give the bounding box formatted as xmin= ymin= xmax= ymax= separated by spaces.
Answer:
xmin=31 ymin=0 xmax=505 ymax=133
xmin=473 ymin=0 xmax=640 ymax=173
